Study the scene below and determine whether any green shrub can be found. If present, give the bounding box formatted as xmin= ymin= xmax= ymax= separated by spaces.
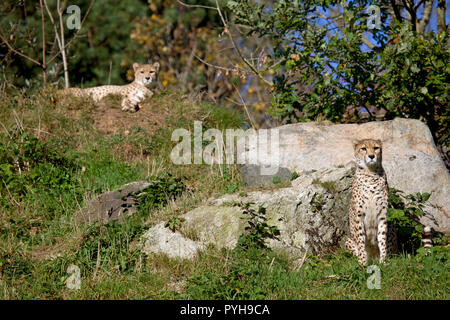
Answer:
xmin=164 ymin=216 xmax=185 ymax=232
xmin=388 ymin=188 xmax=432 ymax=253
xmin=237 ymin=202 xmax=280 ymax=250
xmin=136 ymin=174 xmax=186 ymax=214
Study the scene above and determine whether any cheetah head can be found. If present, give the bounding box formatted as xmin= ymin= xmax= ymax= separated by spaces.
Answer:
xmin=133 ymin=62 xmax=160 ymax=86
xmin=353 ymin=139 xmax=383 ymax=170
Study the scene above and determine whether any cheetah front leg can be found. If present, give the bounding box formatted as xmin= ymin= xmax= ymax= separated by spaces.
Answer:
xmin=377 ymin=218 xmax=388 ymax=263
xmin=121 ymin=97 xmax=133 ymax=112
xmin=356 ymin=221 xmax=368 ymax=265
xmin=345 ymin=237 xmax=358 ymax=256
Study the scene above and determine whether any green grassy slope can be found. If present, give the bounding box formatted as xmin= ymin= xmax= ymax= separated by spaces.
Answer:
xmin=0 ymin=89 xmax=448 ymax=299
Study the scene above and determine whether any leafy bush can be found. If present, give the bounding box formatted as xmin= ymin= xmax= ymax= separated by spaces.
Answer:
xmin=388 ymin=188 xmax=431 ymax=253
xmin=237 ymin=202 xmax=280 ymax=250
xmin=136 ymin=174 xmax=186 ymax=213
xmin=185 ymin=242 xmax=296 ymax=300
xmin=164 ymin=216 xmax=185 ymax=232
xmin=0 ymin=247 xmax=33 ymax=280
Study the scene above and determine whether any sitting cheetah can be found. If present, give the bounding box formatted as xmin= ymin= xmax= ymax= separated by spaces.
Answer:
xmin=60 ymin=62 xmax=160 ymax=112
xmin=345 ymin=139 xmax=397 ymax=265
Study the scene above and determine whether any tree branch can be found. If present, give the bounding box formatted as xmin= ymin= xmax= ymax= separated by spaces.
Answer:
xmin=177 ymin=0 xmax=217 ymax=11
xmin=232 ymin=83 xmax=256 ymax=130
xmin=57 ymin=0 xmax=70 ymax=88
xmin=329 ymin=4 xmax=375 ymax=49
xmin=361 ymin=35 xmax=376 ymax=49
xmin=40 ymin=0 xmax=47 ymax=86
xmin=0 ymin=33 xmax=42 ymax=66
xmin=389 ymin=0 xmax=404 ymax=22
xmin=437 ymin=0 xmax=447 ymax=33
xmin=194 ymin=54 xmax=245 ymax=74
xmin=417 ymin=0 xmax=433 ymax=34
xmin=43 ymin=0 xmax=68 ymax=87
xmin=414 ymin=0 xmax=427 ymax=10
xmin=214 ymin=0 xmax=273 ymax=86
xmin=46 ymin=0 xmax=95 ymax=65
xmin=401 ymin=0 xmax=416 ymax=27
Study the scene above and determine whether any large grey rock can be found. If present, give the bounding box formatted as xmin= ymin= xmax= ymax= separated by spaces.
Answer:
xmin=140 ymin=164 xmax=355 ymax=259
xmin=238 ymin=118 xmax=449 ymax=234
xmin=182 ymin=206 xmax=246 ymax=249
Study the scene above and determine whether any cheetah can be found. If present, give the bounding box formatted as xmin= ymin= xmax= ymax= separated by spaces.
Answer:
xmin=345 ymin=139 xmax=397 ymax=265
xmin=59 ymin=62 xmax=160 ymax=112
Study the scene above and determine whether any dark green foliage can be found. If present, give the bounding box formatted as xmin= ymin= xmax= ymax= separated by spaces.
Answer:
xmin=136 ymin=174 xmax=186 ymax=213
xmin=68 ymin=0 xmax=149 ymax=87
xmin=237 ymin=202 xmax=280 ymax=250
xmin=184 ymin=245 xmax=449 ymax=300
xmin=388 ymin=188 xmax=433 ymax=253
xmin=75 ymin=221 xmax=146 ymax=274
xmin=222 ymin=165 xmax=241 ymax=194
xmin=0 ymin=247 xmax=33 ymax=280
xmin=164 ymin=216 xmax=185 ymax=232
xmin=291 ymin=171 xmax=299 ymax=180
xmin=227 ymin=0 xmax=449 ymax=165
xmin=185 ymin=247 xmax=291 ymax=299
xmin=0 ymin=0 xmax=149 ymax=89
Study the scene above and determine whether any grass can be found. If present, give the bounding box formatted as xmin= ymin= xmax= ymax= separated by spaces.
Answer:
xmin=0 ymin=88 xmax=448 ymax=300
xmin=182 ymin=247 xmax=449 ymax=300
xmin=312 ymin=179 xmax=338 ymax=194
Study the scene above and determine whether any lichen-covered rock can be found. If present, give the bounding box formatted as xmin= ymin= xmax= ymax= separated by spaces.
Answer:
xmin=140 ymin=164 xmax=355 ymax=259
xmin=141 ymin=223 xmax=205 ymax=259
xmin=207 ymin=164 xmax=354 ymax=257
xmin=181 ymin=206 xmax=245 ymax=249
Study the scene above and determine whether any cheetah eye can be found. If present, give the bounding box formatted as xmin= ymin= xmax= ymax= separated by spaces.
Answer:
xmin=140 ymin=71 xmax=144 ymax=74
xmin=374 ymin=147 xmax=380 ymax=151
xmin=150 ymin=71 xmax=155 ymax=74
xmin=361 ymin=147 xmax=367 ymax=152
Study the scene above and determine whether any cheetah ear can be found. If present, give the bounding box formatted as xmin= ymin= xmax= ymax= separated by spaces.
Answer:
xmin=133 ymin=63 xmax=140 ymax=72
xmin=352 ymin=139 xmax=361 ymax=149
xmin=152 ymin=61 xmax=160 ymax=72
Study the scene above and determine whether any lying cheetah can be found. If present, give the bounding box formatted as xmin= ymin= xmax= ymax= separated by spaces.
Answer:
xmin=60 ymin=62 xmax=160 ymax=112
xmin=346 ymin=139 xmax=397 ymax=265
